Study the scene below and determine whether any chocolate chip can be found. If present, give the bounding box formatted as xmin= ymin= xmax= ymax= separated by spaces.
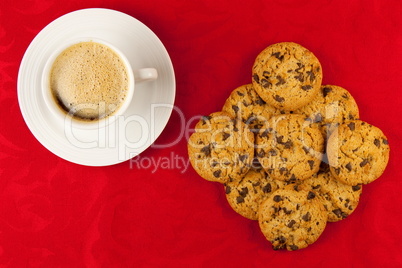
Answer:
xmin=260 ymin=129 xmax=269 ymax=138
xmin=239 ymin=187 xmax=248 ymax=197
xmin=374 ymin=139 xmax=380 ymax=148
xmin=383 ymin=139 xmax=389 ymax=145
xmin=307 ymin=191 xmax=316 ymax=200
xmin=271 ymin=52 xmax=280 ymax=58
xmin=295 ymin=62 xmax=304 ymax=72
xmin=279 ymin=167 xmax=288 ymax=175
xmin=272 ymin=52 xmax=284 ymax=61
xmin=296 ymin=204 xmax=300 ymax=210
xmin=294 ymin=74 xmax=304 ymax=82
xmin=276 ymin=135 xmax=284 ymax=144
xmin=233 ymin=124 xmax=239 ymax=132
xmin=345 ymin=162 xmax=352 ymax=171
xmin=269 ymin=149 xmax=277 ymax=156
xmin=332 ymin=209 xmax=348 ymax=219
xmin=312 ymin=185 xmax=321 ymax=190
xmin=239 ymin=154 xmax=248 ymax=162
xmin=276 ymin=236 xmax=286 ymax=244
xmin=236 ymin=91 xmax=244 ymax=96
xmin=302 ymin=212 xmax=311 ymax=221
xmin=263 ymin=71 xmax=270 ymax=78
xmin=262 ymin=183 xmax=272 ymax=193
xmin=255 ymin=97 xmax=265 ymax=106
xmin=289 ymin=245 xmax=299 ymax=251
xmin=256 ymin=150 xmax=265 ymax=158
xmin=287 ymin=174 xmax=297 ymax=184
xmin=232 ymin=105 xmax=239 ymax=113
xmin=306 ymin=70 xmax=316 ymax=82
xmin=301 ymin=85 xmax=313 ymax=91
xmin=236 ymin=196 xmax=245 ymax=204
xmin=360 ymin=159 xmax=369 ymax=167
xmin=352 ymin=185 xmax=361 ymax=191
xmin=253 ymin=73 xmax=259 ymax=83
xmin=322 ymin=87 xmax=332 ymax=98
xmin=283 ymin=208 xmax=292 ymax=215
xmin=222 ymin=132 xmax=231 ymax=141
xmin=283 ymin=140 xmax=293 ymax=149
xmin=272 ymin=206 xmax=280 ymax=213
xmin=252 ymin=182 xmax=261 ymax=187
xmin=314 ymin=113 xmax=323 ymax=122
xmin=252 ymin=124 xmax=263 ymax=131
xmin=342 ymin=93 xmax=349 ymax=99
xmin=201 ymin=145 xmax=211 ymax=156
xmin=273 ymin=195 xmax=283 ymax=202
xmin=334 ymin=167 xmax=340 ymax=175
xmin=274 ymin=95 xmax=285 ymax=102
xmin=332 ymin=208 xmax=342 ymax=218
xmin=308 ymin=160 xmax=315 ymax=170
xmin=287 ymin=219 xmax=296 ymax=228
xmin=213 ymin=170 xmax=222 ymax=178
xmin=275 ymin=75 xmax=286 ymax=86
xmin=225 ymin=185 xmax=232 ymax=194
xmin=347 ymin=122 xmax=355 ymax=131
xmin=302 ymin=146 xmax=310 ymax=154
xmin=211 ymin=161 xmax=218 ymax=167
xmin=261 ymin=79 xmax=271 ymax=88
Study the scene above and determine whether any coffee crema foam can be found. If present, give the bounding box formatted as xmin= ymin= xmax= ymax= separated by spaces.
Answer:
xmin=50 ymin=41 xmax=129 ymax=121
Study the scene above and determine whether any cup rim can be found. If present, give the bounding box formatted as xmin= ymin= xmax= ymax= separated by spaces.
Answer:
xmin=41 ymin=37 xmax=135 ymax=130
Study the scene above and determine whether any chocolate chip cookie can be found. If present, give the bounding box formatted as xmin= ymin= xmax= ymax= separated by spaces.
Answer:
xmin=252 ymin=42 xmax=323 ymax=111
xmin=293 ymin=85 xmax=360 ymax=139
xmin=222 ymin=84 xmax=283 ymax=131
xmin=188 ymin=112 xmax=254 ymax=184
xmin=255 ymin=114 xmax=324 ymax=181
xmin=258 ymin=184 xmax=328 ymax=251
xmin=327 ymin=120 xmax=390 ymax=185
xmin=225 ymin=168 xmax=286 ymax=220
xmin=302 ymin=170 xmax=363 ymax=222
xmin=222 ymin=84 xmax=281 ymax=132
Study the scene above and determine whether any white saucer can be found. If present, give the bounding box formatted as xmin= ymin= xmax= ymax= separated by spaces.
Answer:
xmin=17 ymin=8 xmax=176 ymax=166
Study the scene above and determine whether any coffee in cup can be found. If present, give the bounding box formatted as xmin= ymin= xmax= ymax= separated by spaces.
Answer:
xmin=42 ymin=38 xmax=157 ymax=129
xmin=49 ymin=41 xmax=129 ymax=121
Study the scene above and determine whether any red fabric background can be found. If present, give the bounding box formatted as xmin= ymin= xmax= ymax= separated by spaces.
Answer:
xmin=1 ymin=0 xmax=401 ymax=267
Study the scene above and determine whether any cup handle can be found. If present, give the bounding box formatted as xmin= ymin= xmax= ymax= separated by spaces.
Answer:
xmin=133 ymin=68 xmax=158 ymax=83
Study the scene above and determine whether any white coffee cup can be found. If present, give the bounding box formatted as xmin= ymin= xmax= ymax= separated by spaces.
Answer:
xmin=41 ymin=38 xmax=157 ymax=129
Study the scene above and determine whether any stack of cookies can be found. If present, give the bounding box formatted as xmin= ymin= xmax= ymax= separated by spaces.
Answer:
xmin=187 ymin=42 xmax=390 ymax=251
